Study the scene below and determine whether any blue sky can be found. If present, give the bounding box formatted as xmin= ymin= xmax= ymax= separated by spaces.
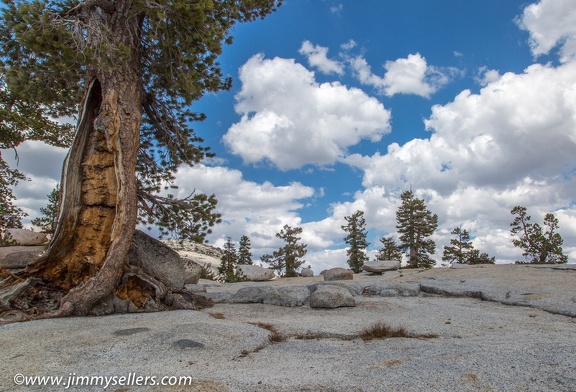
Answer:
xmin=5 ymin=0 xmax=576 ymax=270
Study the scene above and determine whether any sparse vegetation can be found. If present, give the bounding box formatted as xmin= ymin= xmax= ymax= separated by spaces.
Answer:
xmin=200 ymin=263 xmax=218 ymax=281
xmin=360 ymin=321 xmax=438 ymax=340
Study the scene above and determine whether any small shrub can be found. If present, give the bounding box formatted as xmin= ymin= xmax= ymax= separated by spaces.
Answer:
xmin=359 ymin=321 xmax=438 ymax=340
xmin=360 ymin=321 xmax=410 ymax=340
xmin=200 ymin=263 xmax=217 ymax=280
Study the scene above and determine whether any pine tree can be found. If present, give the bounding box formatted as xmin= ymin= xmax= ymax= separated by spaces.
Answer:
xmin=237 ymin=235 xmax=253 ymax=265
xmin=0 ymin=0 xmax=282 ymax=317
xmin=0 ymin=157 xmax=27 ymax=236
xmin=261 ymin=225 xmax=307 ymax=277
xmin=468 ymin=250 xmax=495 ymax=265
xmin=396 ymin=190 xmax=438 ymax=268
xmin=342 ymin=210 xmax=369 ymax=273
xmin=218 ymin=237 xmax=246 ymax=283
xmin=442 ymin=227 xmax=474 ymax=264
xmin=375 ymin=236 xmax=402 ymax=262
xmin=32 ymin=185 xmax=60 ymax=235
xmin=510 ymin=206 xmax=567 ymax=264
xmin=442 ymin=227 xmax=495 ymax=265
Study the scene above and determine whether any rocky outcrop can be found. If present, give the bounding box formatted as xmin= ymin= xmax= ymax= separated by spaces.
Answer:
xmin=309 ymin=285 xmax=355 ymax=308
xmin=323 ymin=268 xmax=353 ymax=281
xmin=230 ymin=286 xmax=310 ymax=307
xmin=181 ymin=257 xmax=202 ymax=285
xmin=237 ymin=265 xmax=275 ymax=281
xmin=127 ymin=230 xmax=201 ymax=289
xmin=4 ymin=229 xmax=48 ymax=246
xmin=362 ymin=260 xmax=400 ymax=273
xmin=0 ymin=246 xmax=46 ymax=270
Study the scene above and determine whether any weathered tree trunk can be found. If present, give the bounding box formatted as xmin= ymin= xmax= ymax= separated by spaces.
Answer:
xmin=27 ymin=2 xmax=143 ymax=316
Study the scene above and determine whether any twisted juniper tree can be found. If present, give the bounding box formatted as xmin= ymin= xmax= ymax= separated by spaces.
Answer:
xmin=0 ymin=0 xmax=282 ymax=318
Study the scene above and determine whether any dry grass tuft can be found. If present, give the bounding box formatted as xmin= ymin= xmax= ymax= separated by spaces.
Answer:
xmin=359 ymin=321 xmax=438 ymax=341
xmin=249 ymin=322 xmax=287 ymax=343
xmin=360 ymin=321 xmax=410 ymax=340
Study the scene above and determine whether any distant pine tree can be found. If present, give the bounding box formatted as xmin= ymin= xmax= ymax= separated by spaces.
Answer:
xmin=238 ymin=235 xmax=253 ymax=265
xmin=342 ymin=210 xmax=369 ymax=273
xmin=510 ymin=206 xmax=567 ymax=264
xmin=375 ymin=236 xmax=402 ymax=262
xmin=218 ymin=237 xmax=247 ymax=283
xmin=396 ymin=190 xmax=438 ymax=268
xmin=443 ymin=227 xmax=495 ymax=265
xmin=32 ymin=185 xmax=60 ymax=235
xmin=261 ymin=225 xmax=307 ymax=277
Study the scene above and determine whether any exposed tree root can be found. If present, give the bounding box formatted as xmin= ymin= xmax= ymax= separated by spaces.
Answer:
xmin=0 ymin=263 xmax=213 ymax=325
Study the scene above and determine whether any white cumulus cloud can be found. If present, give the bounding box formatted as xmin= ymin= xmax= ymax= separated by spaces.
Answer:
xmin=338 ymin=60 xmax=576 ymax=264
xmin=223 ymin=54 xmax=391 ymax=170
xmin=299 ymin=40 xmax=344 ymax=75
xmin=517 ymin=0 xmax=576 ymax=63
xmin=350 ymin=52 xmax=462 ymax=98
xmin=172 ymin=164 xmax=315 ymax=253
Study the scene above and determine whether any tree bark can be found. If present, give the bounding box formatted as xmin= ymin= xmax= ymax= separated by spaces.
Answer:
xmin=27 ymin=2 xmax=144 ymax=316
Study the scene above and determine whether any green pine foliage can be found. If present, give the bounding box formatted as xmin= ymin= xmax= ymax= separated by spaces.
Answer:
xmin=396 ymin=190 xmax=438 ymax=268
xmin=510 ymin=206 xmax=567 ymax=264
xmin=261 ymin=225 xmax=307 ymax=277
xmin=31 ymin=184 xmax=60 ymax=235
xmin=342 ymin=210 xmax=369 ymax=273
xmin=375 ymin=236 xmax=402 ymax=262
xmin=218 ymin=237 xmax=248 ymax=283
xmin=238 ymin=235 xmax=253 ymax=265
xmin=0 ymin=156 xmax=27 ymax=231
xmin=442 ymin=227 xmax=494 ymax=265
xmin=0 ymin=72 xmax=73 ymax=238
xmin=0 ymin=0 xmax=282 ymax=244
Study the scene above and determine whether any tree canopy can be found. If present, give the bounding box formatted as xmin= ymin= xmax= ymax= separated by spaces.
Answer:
xmin=442 ymin=227 xmax=494 ymax=265
xmin=261 ymin=224 xmax=307 ymax=277
xmin=0 ymin=0 xmax=282 ymax=318
xmin=237 ymin=235 xmax=253 ymax=265
xmin=0 ymin=0 xmax=282 ymax=243
xmin=396 ymin=190 xmax=438 ymax=268
xmin=375 ymin=236 xmax=402 ymax=262
xmin=510 ymin=206 xmax=567 ymax=264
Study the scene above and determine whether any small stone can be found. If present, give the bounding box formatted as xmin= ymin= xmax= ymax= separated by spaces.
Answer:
xmin=362 ymin=260 xmax=400 ymax=273
xmin=237 ymin=265 xmax=275 ymax=281
xmin=323 ymin=268 xmax=354 ymax=281
xmin=309 ymin=285 xmax=355 ymax=309
xmin=300 ymin=267 xmax=314 ymax=277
